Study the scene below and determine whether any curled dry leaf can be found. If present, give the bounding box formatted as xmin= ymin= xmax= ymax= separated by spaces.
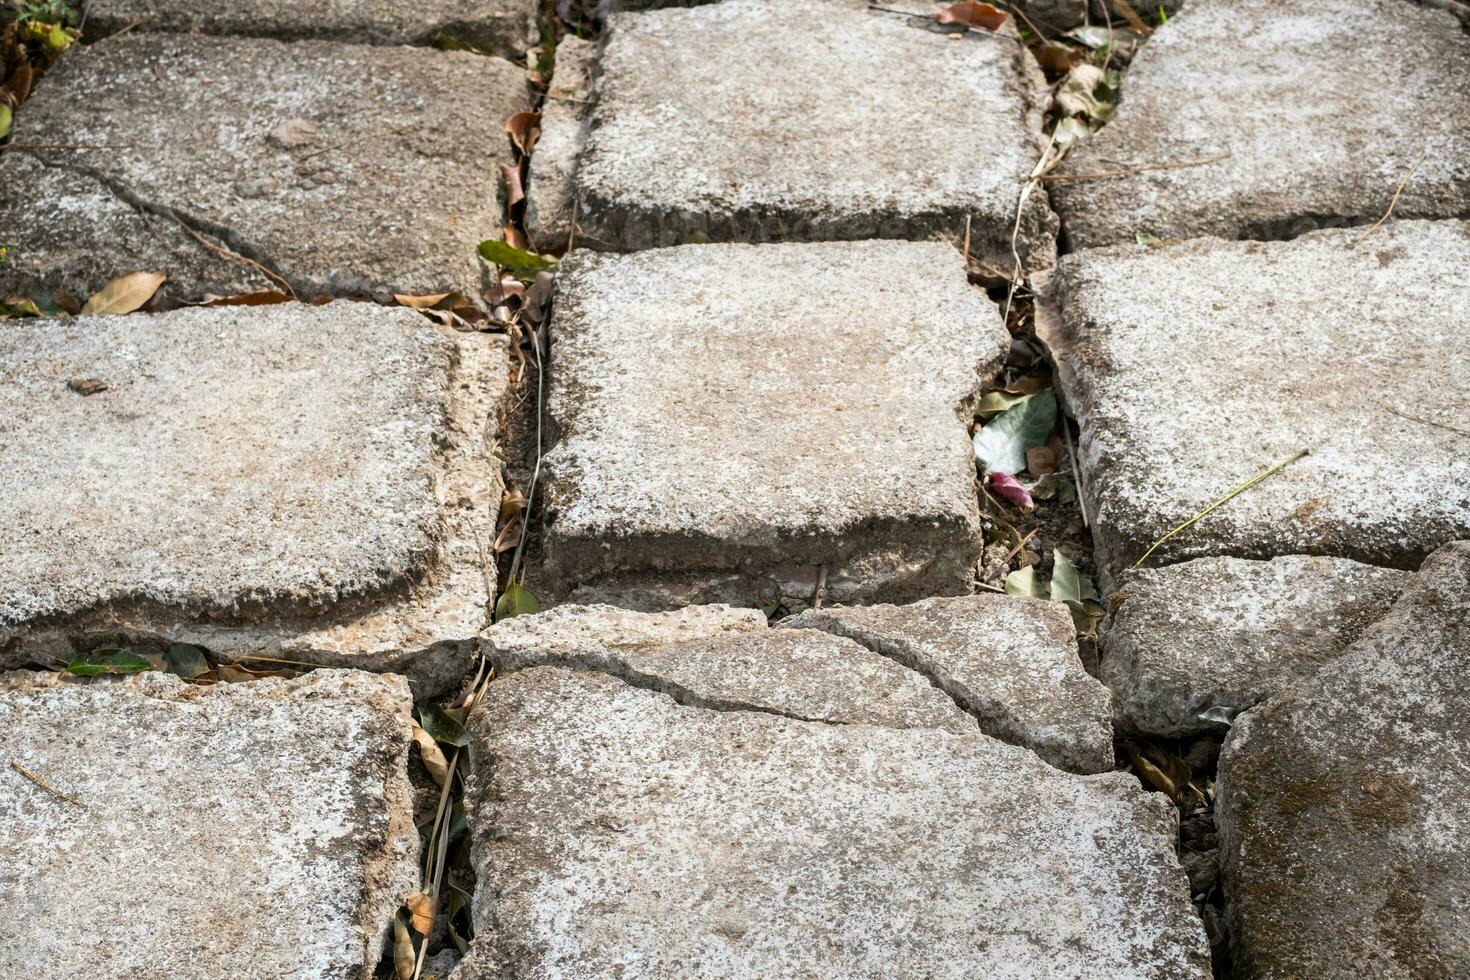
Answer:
xmin=411 ymin=721 xmax=451 ymax=786
xmin=506 ymin=111 xmax=542 ymax=156
xmin=988 ymin=472 xmax=1035 ymax=511
xmin=66 ymin=377 xmax=108 ymax=396
xmin=1026 ymin=436 xmax=1062 ymax=476
xmin=1056 ymin=63 xmax=1106 ymax=119
xmin=406 ymin=889 xmax=437 ymax=936
xmin=935 ymin=2 xmax=1008 ymax=30
xmin=203 ymin=290 xmax=294 ymax=307
xmin=392 ymin=916 xmax=415 ymax=980
xmin=502 ymin=162 xmax=526 ymax=208
xmin=1033 ymin=42 xmax=1079 ymax=73
xmin=80 ymin=271 xmax=166 ymax=315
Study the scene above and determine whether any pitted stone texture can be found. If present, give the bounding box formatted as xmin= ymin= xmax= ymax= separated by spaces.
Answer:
xmin=1102 ymin=556 xmax=1408 ymax=737
xmin=787 ymin=594 xmax=1113 ymax=774
xmin=85 ymin=0 xmax=538 ymax=59
xmin=0 ymin=305 xmax=505 ymax=693
xmin=574 ymin=0 xmax=1056 ymax=272
xmin=457 ymin=667 xmax=1211 ymax=979
xmin=1051 ymin=0 xmax=1470 ymax=247
xmin=1049 ymin=221 xmax=1470 ymax=584
xmin=5 ymin=34 xmax=528 ymax=302
xmin=540 ymin=240 xmax=1005 ymax=609
xmin=1217 ymin=541 xmax=1470 ymax=979
xmin=526 ymin=36 xmax=598 ymax=253
xmin=482 ymin=603 xmax=976 ymax=732
xmin=0 ymin=670 xmax=419 ymax=979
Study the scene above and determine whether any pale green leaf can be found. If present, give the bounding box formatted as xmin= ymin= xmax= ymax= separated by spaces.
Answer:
xmin=976 ymin=390 xmax=1035 ymax=417
xmin=973 ymin=389 xmax=1057 ymax=476
xmin=418 ymin=704 xmax=469 ymax=747
xmin=478 ymin=240 xmax=556 ymax=277
xmin=495 ymin=581 xmax=542 ymax=620
xmin=1004 ymin=565 xmax=1047 ymax=598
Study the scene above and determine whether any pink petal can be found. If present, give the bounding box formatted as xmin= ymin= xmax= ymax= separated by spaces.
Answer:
xmin=989 ymin=472 xmax=1035 ymax=511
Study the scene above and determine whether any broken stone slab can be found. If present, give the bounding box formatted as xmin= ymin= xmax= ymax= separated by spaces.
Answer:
xmin=1102 ymin=555 xmax=1409 ymax=737
xmin=786 ymin=593 xmax=1114 ymax=774
xmin=0 ymin=669 xmax=419 ymax=978
xmin=2 ymin=33 xmax=528 ymax=303
xmin=1047 ymin=220 xmax=1470 ymax=586
xmin=573 ymin=0 xmax=1057 ymax=272
xmin=455 ymin=666 xmax=1211 ymax=978
xmin=1217 ymin=540 xmax=1470 ymax=978
xmin=539 ymin=240 xmax=1007 ymax=610
xmin=84 ymin=0 xmax=538 ymax=59
xmin=525 ymin=36 xmax=598 ymax=253
xmin=1050 ymin=0 xmax=1470 ymax=247
xmin=482 ymin=603 xmax=976 ymax=732
xmin=0 ymin=303 xmax=507 ymax=695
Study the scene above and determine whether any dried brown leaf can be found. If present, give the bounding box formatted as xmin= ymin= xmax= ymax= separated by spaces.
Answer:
xmin=66 ymin=377 xmax=108 ymax=396
xmin=935 ymin=2 xmax=1008 ymax=31
xmin=0 ymin=60 xmax=33 ymax=107
xmin=1033 ymin=41 xmax=1079 ymax=73
xmin=411 ymin=721 xmax=450 ymax=786
xmin=80 ymin=271 xmax=166 ymax=315
xmin=502 ymin=162 xmax=526 ymax=208
xmin=406 ymin=889 xmax=437 ymax=936
xmin=392 ymin=916 xmax=415 ymax=980
xmin=203 ymin=290 xmax=294 ymax=307
xmin=505 ymin=111 xmax=541 ymax=156
xmin=503 ymin=224 xmax=531 ymax=251
xmin=1026 ymin=435 xmax=1063 ymax=476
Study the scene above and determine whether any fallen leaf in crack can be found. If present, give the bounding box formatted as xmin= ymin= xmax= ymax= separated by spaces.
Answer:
xmin=506 ymin=110 xmax=541 ymax=156
xmin=411 ymin=721 xmax=450 ymax=786
xmin=935 ymin=2 xmax=1008 ymax=30
xmin=66 ymin=377 xmax=107 ymax=396
xmin=988 ymin=472 xmax=1035 ymax=511
xmin=81 ymin=271 xmax=166 ymax=315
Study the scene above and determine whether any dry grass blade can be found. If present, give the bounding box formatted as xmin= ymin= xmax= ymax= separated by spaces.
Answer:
xmin=1380 ymin=403 xmax=1470 ymax=439
xmin=1039 ymin=153 xmax=1232 ymax=183
xmin=10 ymin=760 xmax=88 ymax=808
xmin=1351 ymin=151 xmax=1427 ymax=248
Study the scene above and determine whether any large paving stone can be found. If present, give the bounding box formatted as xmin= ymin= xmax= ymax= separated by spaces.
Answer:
xmin=85 ymin=0 xmax=538 ymax=59
xmin=540 ymin=240 xmax=1007 ymax=609
xmin=457 ymin=666 xmax=1211 ymax=978
xmin=1 ymin=33 xmax=528 ymax=303
xmin=1217 ymin=541 xmax=1470 ymax=978
xmin=0 ymin=669 xmax=419 ymax=978
xmin=1050 ymin=0 xmax=1470 ymax=247
xmin=1102 ymin=555 xmax=1408 ymax=737
xmin=0 ymin=304 xmax=506 ymax=693
xmin=572 ymin=0 xmax=1056 ymax=272
xmin=787 ymin=594 xmax=1114 ymax=774
xmin=482 ymin=603 xmax=976 ymax=732
xmin=1048 ymin=220 xmax=1470 ymax=584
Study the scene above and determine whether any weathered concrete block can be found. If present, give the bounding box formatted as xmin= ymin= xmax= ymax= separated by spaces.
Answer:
xmin=0 ymin=304 xmax=506 ymax=693
xmin=540 ymin=240 xmax=1007 ymax=609
xmin=1102 ymin=556 xmax=1408 ymax=737
xmin=1051 ymin=0 xmax=1470 ymax=247
xmin=1048 ymin=220 xmax=1470 ymax=584
xmin=573 ymin=0 xmax=1056 ymax=272
xmin=525 ymin=36 xmax=599 ymax=253
xmin=482 ymin=603 xmax=976 ymax=732
xmin=0 ymin=669 xmax=419 ymax=978
xmin=2 ymin=33 xmax=528 ymax=303
xmin=456 ymin=666 xmax=1211 ymax=978
xmin=787 ymin=594 xmax=1114 ymax=774
xmin=84 ymin=0 xmax=538 ymax=59
xmin=1218 ymin=541 xmax=1470 ymax=978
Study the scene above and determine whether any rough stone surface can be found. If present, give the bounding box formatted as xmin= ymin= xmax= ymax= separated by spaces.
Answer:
xmin=482 ymin=603 xmax=976 ymax=732
xmin=540 ymin=240 xmax=1007 ymax=609
xmin=85 ymin=0 xmax=538 ymax=59
xmin=786 ymin=594 xmax=1113 ymax=774
xmin=0 ymin=669 xmax=419 ymax=979
xmin=0 ymin=304 xmax=506 ymax=694
xmin=1051 ymin=0 xmax=1470 ymax=248
xmin=526 ymin=36 xmax=598 ymax=253
xmin=3 ymin=34 xmax=528 ymax=302
xmin=1102 ymin=555 xmax=1408 ymax=737
xmin=1048 ymin=220 xmax=1470 ymax=584
xmin=457 ymin=666 xmax=1211 ymax=979
xmin=1217 ymin=541 xmax=1470 ymax=979
xmin=574 ymin=0 xmax=1056 ymax=272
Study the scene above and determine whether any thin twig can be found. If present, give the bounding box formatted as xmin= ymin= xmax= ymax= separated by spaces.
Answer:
xmin=1130 ymin=450 xmax=1310 ymax=569
xmin=866 ymin=3 xmax=1022 ymax=43
xmin=812 ymin=565 xmax=828 ymax=610
xmin=177 ymin=224 xmax=297 ymax=298
xmin=1060 ymin=421 xmax=1089 ymax=528
xmin=11 ymin=760 xmax=88 ymax=808
xmin=232 ymin=654 xmax=334 ymax=669
xmin=1351 ymin=152 xmax=1427 ymax=248
xmin=0 ymin=143 xmax=135 ymax=152
xmin=1039 ymin=153 xmax=1231 ymax=182
xmin=1381 ymin=403 xmax=1470 ymax=439
xmin=1000 ymin=528 xmax=1039 ymax=566
xmin=1002 ymin=130 xmax=1061 ymax=327
xmin=102 ymin=12 xmax=155 ymax=40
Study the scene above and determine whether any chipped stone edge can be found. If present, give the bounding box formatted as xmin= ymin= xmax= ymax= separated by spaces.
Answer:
xmin=0 ymin=328 xmax=509 ymax=698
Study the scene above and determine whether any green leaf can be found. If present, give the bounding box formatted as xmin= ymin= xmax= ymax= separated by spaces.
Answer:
xmin=1135 ymin=230 xmax=1162 ymax=246
xmin=65 ymin=648 xmax=152 ymax=676
xmin=1050 ymin=550 xmax=1103 ymax=634
xmin=1004 ymin=565 xmax=1047 ymax=598
xmin=163 ymin=642 xmax=210 ymax=679
xmin=418 ymin=703 xmax=469 ymax=747
xmin=478 ymin=240 xmax=556 ymax=278
xmin=0 ymin=104 xmax=12 ymax=140
xmin=973 ymin=389 xmax=1057 ymax=476
xmin=976 ymin=390 xmax=1035 ymax=417
xmin=495 ymin=581 xmax=542 ymax=621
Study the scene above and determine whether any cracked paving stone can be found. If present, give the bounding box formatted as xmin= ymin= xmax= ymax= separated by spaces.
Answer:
xmin=0 ymin=304 xmax=506 ymax=695
xmin=0 ymin=669 xmax=419 ymax=980
xmin=83 ymin=0 xmax=539 ymax=60
xmin=538 ymin=240 xmax=1008 ymax=610
xmin=1217 ymin=541 xmax=1470 ymax=979
xmin=481 ymin=603 xmax=976 ymax=732
xmin=454 ymin=666 xmax=1212 ymax=979
xmin=786 ymin=593 xmax=1114 ymax=774
xmin=1050 ymin=0 xmax=1470 ymax=248
xmin=1048 ymin=220 xmax=1470 ymax=586
xmin=571 ymin=0 xmax=1057 ymax=272
xmin=0 ymin=33 xmax=528 ymax=303
xmin=1101 ymin=555 xmax=1408 ymax=738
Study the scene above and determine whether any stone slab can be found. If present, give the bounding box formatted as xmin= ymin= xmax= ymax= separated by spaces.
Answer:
xmin=1102 ymin=555 xmax=1408 ymax=737
xmin=85 ymin=0 xmax=538 ymax=59
xmin=1050 ymin=0 xmax=1470 ymax=248
xmin=1048 ymin=220 xmax=1470 ymax=584
xmin=573 ymin=0 xmax=1056 ymax=272
xmin=457 ymin=666 xmax=1211 ymax=978
xmin=482 ymin=603 xmax=976 ymax=732
xmin=2 ymin=33 xmax=528 ymax=303
xmin=0 ymin=304 xmax=506 ymax=694
xmin=525 ymin=36 xmax=598 ymax=253
xmin=540 ymin=240 xmax=1007 ymax=609
xmin=0 ymin=669 xmax=419 ymax=978
xmin=1217 ymin=541 xmax=1470 ymax=978
xmin=787 ymin=594 xmax=1114 ymax=774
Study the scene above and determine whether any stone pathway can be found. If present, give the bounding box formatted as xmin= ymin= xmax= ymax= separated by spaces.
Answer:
xmin=2 ymin=1 xmax=1469 ymax=978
